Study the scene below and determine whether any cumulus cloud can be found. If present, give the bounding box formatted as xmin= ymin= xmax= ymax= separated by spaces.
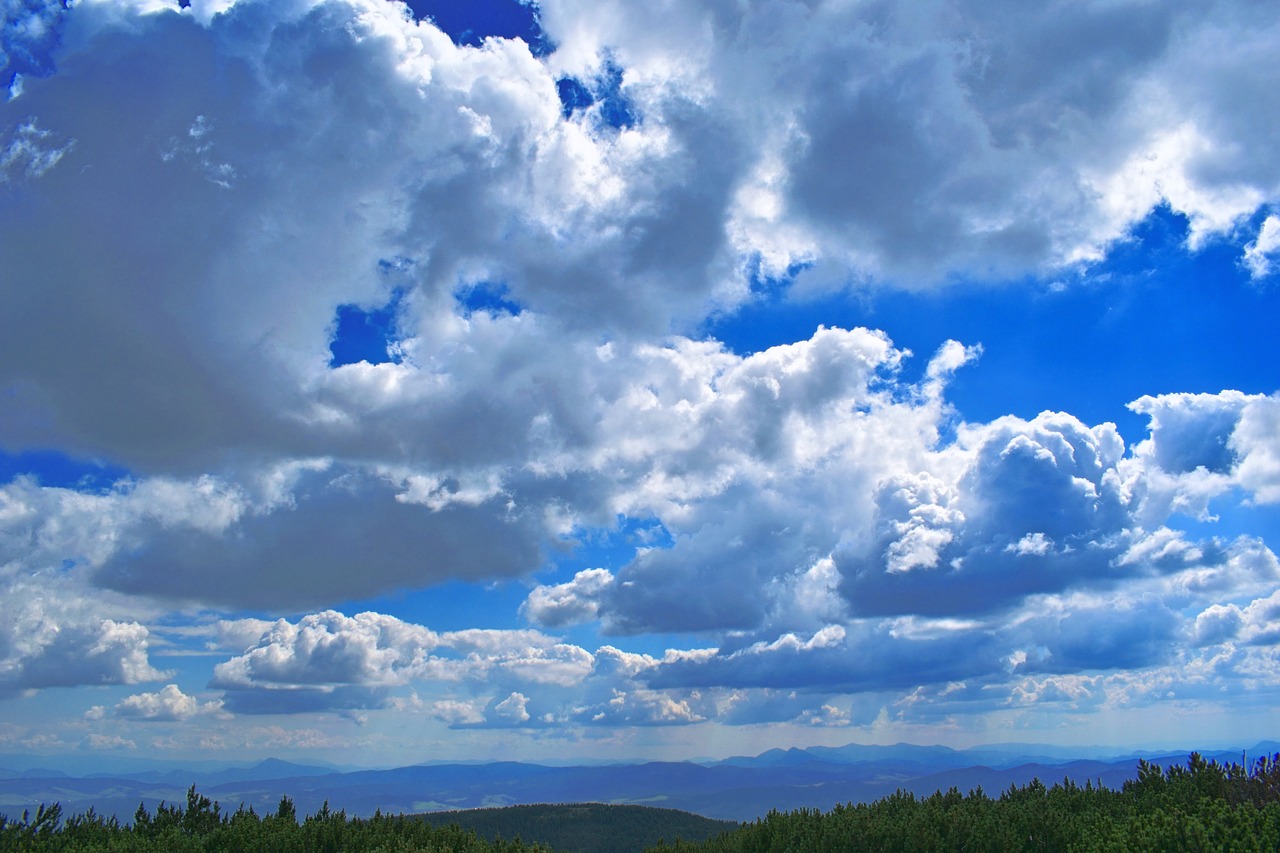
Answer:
xmin=1129 ymin=391 xmax=1250 ymax=476
xmin=521 ymin=568 xmax=614 ymax=627
xmin=572 ymin=688 xmax=706 ymax=727
xmin=651 ymin=622 xmax=1003 ymax=694
xmin=210 ymin=610 xmax=440 ymax=712
xmin=1193 ymin=604 xmax=1244 ymax=647
xmin=491 ymin=691 xmax=531 ymax=725
xmin=113 ymin=684 xmax=223 ymax=721
xmin=3 ymin=0 xmax=1276 ymax=481
xmin=429 ymin=698 xmax=485 ymax=726
xmin=207 ymin=610 xmax=596 ymax=714
xmin=1 ymin=0 xmax=1278 ymax=745
xmin=1127 ymin=391 xmax=1280 ymax=515
xmin=835 ymin=411 xmax=1131 ymax=619
xmin=1232 ymin=395 xmax=1280 ymax=504
xmin=541 ymin=0 xmax=1280 ymax=280
xmin=0 ymin=579 xmax=167 ymax=695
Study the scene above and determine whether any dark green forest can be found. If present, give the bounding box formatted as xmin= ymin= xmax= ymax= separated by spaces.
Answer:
xmin=3 ymin=754 xmax=1279 ymax=852
xmin=658 ymin=753 xmax=1280 ymax=852
xmin=417 ymin=803 xmax=737 ymax=853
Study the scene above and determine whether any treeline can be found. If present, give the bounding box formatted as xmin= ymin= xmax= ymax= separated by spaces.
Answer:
xmin=5 ymin=753 xmax=1280 ymax=852
xmin=653 ymin=753 xmax=1280 ymax=852
xmin=418 ymin=803 xmax=738 ymax=853
xmin=0 ymin=787 xmax=554 ymax=852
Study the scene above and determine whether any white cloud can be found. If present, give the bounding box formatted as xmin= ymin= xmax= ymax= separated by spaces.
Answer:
xmin=0 ymin=0 xmax=1278 ymax=746
xmin=798 ymin=703 xmax=852 ymax=728
xmin=114 ymin=684 xmax=223 ymax=721
xmin=211 ymin=611 xmax=440 ymax=690
xmin=4 ymin=0 xmax=1276 ymax=484
xmin=541 ymin=0 xmax=1280 ymax=279
xmin=1127 ymin=391 xmax=1280 ymax=511
xmin=574 ymin=688 xmax=706 ymax=727
xmin=0 ymin=119 xmax=74 ymax=181
xmin=1129 ymin=391 xmax=1250 ymax=476
xmin=206 ymin=609 xmax=598 ymax=714
xmin=1007 ymin=674 xmax=1104 ymax=709
xmin=521 ymin=568 xmax=614 ymax=627
xmin=0 ymin=580 xmax=167 ymax=694
xmin=835 ymin=411 xmax=1131 ymax=619
xmin=1243 ymin=215 xmax=1280 ymax=278
xmin=491 ymin=691 xmax=531 ymax=725
xmin=84 ymin=733 xmax=136 ymax=750
xmin=429 ymin=698 xmax=486 ymax=726
xmin=1232 ymin=395 xmax=1280 ymax=504
xmin=1192 ymin=604 xmax=1244 ymax=647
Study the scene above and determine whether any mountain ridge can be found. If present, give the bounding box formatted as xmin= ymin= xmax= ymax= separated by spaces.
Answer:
xmin=2 ymin=741 xmax=1274 ymax=823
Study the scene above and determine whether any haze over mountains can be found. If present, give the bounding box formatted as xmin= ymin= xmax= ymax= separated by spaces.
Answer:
xmin=4 ymin=741 xmax=1276 ymax=823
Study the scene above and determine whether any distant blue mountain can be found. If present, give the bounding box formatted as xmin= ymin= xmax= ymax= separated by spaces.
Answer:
xmin=2 ymin=741 xmax=1273 ymax=823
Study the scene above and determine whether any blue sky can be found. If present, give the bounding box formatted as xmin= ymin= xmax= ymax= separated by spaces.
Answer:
xmin=1 ymin=0 xmax=1279 ymax=767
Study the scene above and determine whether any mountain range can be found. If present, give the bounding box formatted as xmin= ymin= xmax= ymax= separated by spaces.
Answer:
xmin=2 ymin=741 xmax=1276 ymax=823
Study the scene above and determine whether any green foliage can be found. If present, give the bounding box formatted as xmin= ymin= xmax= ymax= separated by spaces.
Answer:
xmin=417 ymin=802 xmax=739 ymax=853
xmin=650 ymin=753 xmax=1280 ymax=853
xmin=0 ymin=789 xmax=557 ymax=853
xmin=5 ymin=754 xmax=1280 ymax=852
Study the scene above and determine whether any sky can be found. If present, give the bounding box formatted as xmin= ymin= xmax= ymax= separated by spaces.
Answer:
xmin=1 ymin=0 xmax=1279 ymax=769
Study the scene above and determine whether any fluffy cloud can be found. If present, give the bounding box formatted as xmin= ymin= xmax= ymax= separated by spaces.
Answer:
xmin=1 ymin=0 xmax=1279 ymax=746
xmin=540 ymin=0 xmax=1280 ymax=281
xmin=0 ymin=576 xmax=167 ymax=695
xmin=836 ymin=412 xmax=1131 ymax=618
xmin=1128 ymin=391 xmax=1280 ymax=516
xmin=4 ymin=0 xmax=1278 ymax=477
xmin=113 ymin=684 xmax=224 ymax=721
xmin=210 ymin=610 xmax=438 ymax=712
xmin=521 ymin=568 xmax=614 ymax=627
xmin=1232 ymin=395 xmax=1280 ymax=504
xmin=207 ymin=610 xmax=598 ymax=714
xmin=572 ymin=688 xmax=706 ymax=727
xmin=491 ymin=691 xmax=531 ymax=725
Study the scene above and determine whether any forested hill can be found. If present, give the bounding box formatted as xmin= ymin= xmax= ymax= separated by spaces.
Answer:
xmin=3 ymin=754 xmax=1280 ymax=851
xmin=417 ymin=803 xmax=739 ymax=853
xmin=652 ymin=753 xmax=1280 ymax=852
xmin=8 ymin=742 xmax=1277 ymax=823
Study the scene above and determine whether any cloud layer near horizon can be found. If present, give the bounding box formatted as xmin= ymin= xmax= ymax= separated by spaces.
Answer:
xmin=1 ymin=0 xmax=1279 ymax=751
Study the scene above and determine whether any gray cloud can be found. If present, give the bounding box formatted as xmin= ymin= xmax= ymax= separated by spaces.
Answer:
xmin=1130 ymin=391 xmax=1250 ymax=475
xmin=649 ymin=624 xmax=1004 ymax=693
xmin=1 ymin=0 xmax=1278 ymax=740
xmin=837 ymin=412 xmax=1133 ymax=618
xmin=0 ymin=583 xmax=167 ymax=695
xmin=94 ymin=465 xmax=545 ymax=609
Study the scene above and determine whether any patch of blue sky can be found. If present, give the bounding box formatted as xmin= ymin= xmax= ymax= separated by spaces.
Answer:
xmin=333 ymin=578 xmax=533 ymax=634
xmin=457 ymin=280 xmax=522 ymax=317
xmin=329 ymin=259 xmax=412 ymax=367
xmin=400 ymin=0 xmax=550 ymax=56
xmin=0 ymin=448 xmax=128 ymax=490
xmin=555 ymin=56 xmax=637 ymax=131
xmin=554 ymin=76 xmax=592 ymax=119
xmin=329 ymin=294 xmax=403 ymax=367
xmin=333 ymin=516 xmax=671 ymax=638
xmin=1161 ymin=488 xmax=1280 ymax=549
xmin=708 ymin=206 xmax=1280 ymax=450
xmin=586 ymin=58 xmax=635 ymax=130
xmin=1 ymin=0 xmax=67 ymax=95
